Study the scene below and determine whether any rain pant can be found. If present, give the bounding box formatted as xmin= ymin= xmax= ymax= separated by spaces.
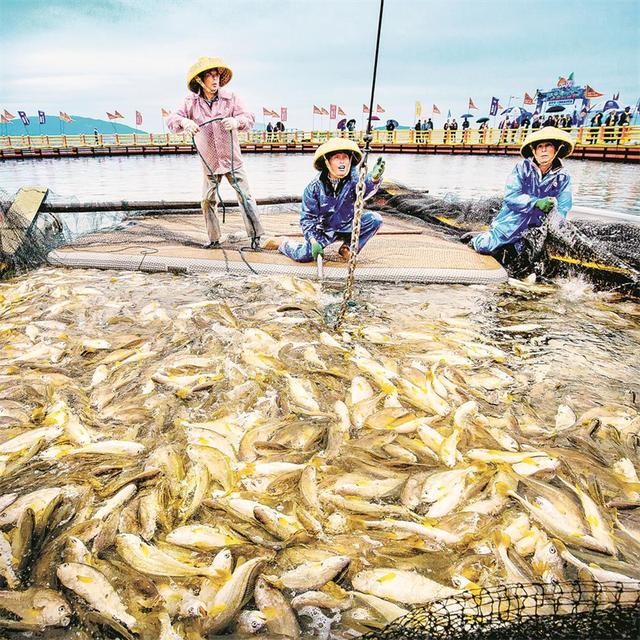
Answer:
xmin=471 ymin=157 xmax=572 ymax=254
xmin=280 ymin=168 xmax=383 ymax=262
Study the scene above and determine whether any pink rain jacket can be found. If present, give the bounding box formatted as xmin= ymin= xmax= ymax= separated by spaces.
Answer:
xmin=166 ymin=90 xmax=255 ymax=175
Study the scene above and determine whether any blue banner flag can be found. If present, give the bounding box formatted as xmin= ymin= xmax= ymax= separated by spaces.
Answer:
xmin=447 ymin=109 xmax=451 ymax=119
xmin=38 ymin=110 xmax=46 ymax=124
xmin=489 ymin=97 xmax=499 ymax=116
xmin=17 ymin=110 xmax=30 ymax=126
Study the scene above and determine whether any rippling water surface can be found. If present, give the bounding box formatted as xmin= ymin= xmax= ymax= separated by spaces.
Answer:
xmin=1 ymin=153 xmax=639 ymax=215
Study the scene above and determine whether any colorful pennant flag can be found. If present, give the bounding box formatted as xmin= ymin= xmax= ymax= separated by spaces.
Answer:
xmin=59 ymin=111 xmax=73 ymax=122
xmin=161 ymin=108 xmax=171 ymax=117
xmin=280 ymin=107 xmax=287 ymax=122
xmin=106 ymin=112 xmax=117 ymax=120
xmin=337 ymin=106 xmax=346 ymax=116
xmin=320 ymin=107 xmax=329 ymax=116
xmin=523 ymin=92 xmax=534 ymax=105
xmin=0 ymin=115 xmax=8 ymax=124
xmin=362 ymin=104 xmax=370 ymax=114
xmin=3 ymin=109 xmax=15 ymax=120
xmin=38 ymin=110 xmax=46 ymax=124
xmin=135 ymin=111 xmax=143 ymax=126
xmin=489 ymin=97 xmax=499 ymax=116
xmin=432 ymin=104 xmax=441 ymax=114
xmin=114 ymin=111 xmax=124 ymax=119
xmin=262 ymin=107 xmax=272 ymax=118
xmin=17 ymin=111 xmax=30 ymax=126
xmin=313 ymin=105 xmax=323 ymax=115
xmin=376 ymin=104 xmax=385 ymax=113
xmin=415 ymin=101 xmax=422 ymax=118
xmin=468 ymin=98 xmax=478 ymax=110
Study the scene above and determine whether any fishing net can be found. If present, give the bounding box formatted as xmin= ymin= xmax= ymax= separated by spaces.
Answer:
xmin=1 ymin=183 xmax=638 ymax=294
xmin=364 ymin=581 xmax=640 ymax=640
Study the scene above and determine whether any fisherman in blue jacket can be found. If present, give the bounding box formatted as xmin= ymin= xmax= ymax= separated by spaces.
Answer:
xmin=464 ymin=126 xmax=574 ymax=257
xmin=265 ymin=138 xmax=385 ymax=262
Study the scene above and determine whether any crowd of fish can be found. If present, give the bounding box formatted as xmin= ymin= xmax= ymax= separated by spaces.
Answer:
xmin=0 ymin=267 xmax=639 ymax=639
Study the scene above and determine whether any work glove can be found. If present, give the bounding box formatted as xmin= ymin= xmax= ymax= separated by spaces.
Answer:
xmin=311 ymin=240 xmax=324 ymax=260
xmin=180 ymin=118 xmax=199 ymax=135
xmin=222 ymin=117 xmax=239 ymax=131
xmin=371 ymin=157 xmax=386 ymax=182
xmin=534 ymin=197 xmax=555 ymax=214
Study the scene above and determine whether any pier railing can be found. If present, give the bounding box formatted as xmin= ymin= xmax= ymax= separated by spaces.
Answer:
xmin=1 ymin=126 xmax=638 ymax=161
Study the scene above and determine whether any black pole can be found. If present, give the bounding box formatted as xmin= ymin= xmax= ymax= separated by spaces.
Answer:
xmin=365 ymin=0 xmax=385 ymax=143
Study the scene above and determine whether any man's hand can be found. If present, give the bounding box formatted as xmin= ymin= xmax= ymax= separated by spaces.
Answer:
xmin=371 ymin=157 xmax=386 ymax=182
xmin=311 ymin=240 xmax=324 ymax=260
xmin=180 ymin=118 xmax=199 ymax=135
xmin=222 ymin=117 xmax=239 ymax=131
xmin=534 ymin=197 xmax=555 ymax=213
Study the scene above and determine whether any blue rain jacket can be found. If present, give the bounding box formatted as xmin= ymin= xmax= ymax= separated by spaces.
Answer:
xmin=471 ymin=158 xmax=572 ymax=254
xmin=300 ymin=168 xmax=380 ymax=245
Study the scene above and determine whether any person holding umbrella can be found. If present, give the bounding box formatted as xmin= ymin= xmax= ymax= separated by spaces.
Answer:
xmin=463 ymin=127 xmax=574 ymax=269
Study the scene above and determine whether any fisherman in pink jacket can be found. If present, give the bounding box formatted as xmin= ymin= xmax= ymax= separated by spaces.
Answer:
xmin=166 ymin=57 xmax=264 ymax=249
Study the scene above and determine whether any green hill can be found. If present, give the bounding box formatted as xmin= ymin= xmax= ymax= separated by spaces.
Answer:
xmin=1 ymin=115 xmax=146 ymax=136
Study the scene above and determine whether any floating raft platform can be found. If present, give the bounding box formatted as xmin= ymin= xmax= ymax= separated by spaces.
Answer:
xmin=49 ymin=207 xmax=507 ymax=285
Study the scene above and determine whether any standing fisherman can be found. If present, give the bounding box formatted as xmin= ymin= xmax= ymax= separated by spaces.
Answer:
xmin=463 ymin=127 xmax=574 ymax=264
xmin=166 ymin=57 xmax=264 ymax=249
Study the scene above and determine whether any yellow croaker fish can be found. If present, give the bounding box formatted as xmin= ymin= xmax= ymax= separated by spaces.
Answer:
xmin=69 ymin=440 xmax=146 ymax=456
xmin=0 ymin=425 xmax=62 ymax=454
xmin=557 ymin=475 xmax=617 ymax=556
xmin=254 ymin=575 xmax=301 ymax=638
xmin=351 ymin=591 xmax=409 ymax=622
xmin=0 ymin=487 xmax=66 ymax=528
xmin=0 ymin=531 xmax=19 ymax=588
xmin=166 ymin=524 xmax=247 ymax=550
xmin=253 ymin=505 xmax=305 ymax=540
xmin=56 ymin=562 xmax=138 ymax=631
xmin=201 ymin=556 xmax=267 ymax=633
xmin=285 ymin=375 xmax=321 ymax=414
xmin=0 ymin=587 xmax=71 ymax=629
xmin=268 ymin=555 xmax=351 ymax=591
xmin=351 ymin=356 xmax=397 ymax=395
xmin=93 ymin=483 xmax=137 ymax=521
xmin=352 ymin=568 xmax=459 ymax=604
xmin=396 ymin=376 xmax=450 ymax=417
xmin=115 ymin=534 xmax=226 ymax=578
xmin=333 ymin=473 xmax=406 ymax=499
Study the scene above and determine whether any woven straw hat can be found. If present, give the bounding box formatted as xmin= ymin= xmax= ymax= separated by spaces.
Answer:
xmin=313 ymin=138 xmax=363 ymax=171
xmin=186 ymin=57 xmax=233 ymax=93
xmin=520 ymin=126 xmax=575 ymax=159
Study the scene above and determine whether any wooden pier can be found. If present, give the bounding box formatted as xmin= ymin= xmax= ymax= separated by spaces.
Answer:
xmin=1 ymin=127 xmax=638 ymax=163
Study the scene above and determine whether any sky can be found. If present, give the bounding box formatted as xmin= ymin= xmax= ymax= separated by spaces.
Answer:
xmin=1 ymin=0 xmax=638 ymax=132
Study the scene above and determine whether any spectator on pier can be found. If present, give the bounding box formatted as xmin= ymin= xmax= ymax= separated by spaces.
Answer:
xmin=450 ymin=118 xmax=459 ymax=142
xmin=463 ymin=127 xmax=574 ymax=270
xmin=274 ymin=121 xmax=285 ymax=133
xmin=166 ymin=56 xmax=264 ymax=250
xmin=462 ymin=117 xmax=470 ymax=142
xmin=531 ymin=113 xmax=542 ymax=130
xmin=604 ymin=111 xmax=618 ymax=144
xmin=263 ymin=139 xmax=384 ymax=262
xmin=478 ymin=120 xmax=488 ymax=142
xmin=414 ymin=119 xmax=422 ymax=142
xmin=499 ymin=116 xmax=510 ymax=143
xmin=589 ymin=111 xmax=603 ymax=144
xmin=424 ymin=117 xmax=433 ymax=142
xmin=543 ymin=114 xmax=555 ymax=127
xmin=386 ymin=119 xmax=396 ymax=142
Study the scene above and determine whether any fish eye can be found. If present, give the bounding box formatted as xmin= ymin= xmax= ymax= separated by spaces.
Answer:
xmin=549 ymin=545 xmax=557 ymax=554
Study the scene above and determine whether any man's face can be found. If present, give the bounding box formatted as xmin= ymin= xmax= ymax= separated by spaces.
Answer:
xmin=533 ymin=141 xmax=557 ymax=166
xmin=326 ymin=152 xmax=352 ymax=179
xmin=200 ymin=69 xmax=220 ymax=93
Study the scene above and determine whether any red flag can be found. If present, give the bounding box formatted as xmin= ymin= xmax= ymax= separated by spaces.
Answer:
xmin=320 ymin=107 xmax=329 ymax=116
xmin=468 ymin=98 xmax=478 ymax=110
xmin=0 ymin=115 xmax=8 ymax=124
xmin=135 ymin=110 xmax=143 ymax=126
xmin=106 ymin=112 xmax=117 ymax=120
xmin=280 ymin=107 xmax=287 ymax=122
xmin=337 ymin=106 xmax=346 ymax=116
xmin=362 ymin=104 xmax=370 ymax=114
xmin=313 ymin=105 xmax=323 ymax=115
xmin=584 ymin=85 xmax=604 ymax=98
xmin=523 ymin=92 xmax=534 ymax=105
xmin=262 ymin=107 xmax=272 ymax=118
xmin=557 ymin=76 xmax=567 ymax=87
xmin=114 ymin=110 xmax=124 ymax=119
xmin=432 ymin=104 xmax=441 ymax=114
xmin=161 ymin=108 xmax=171 ymax=117
xmin=59 ymin=111 xmax=72 ymax=122
xmin=329 ymin=104 xmax=337 ymax=119
xmin=3 ymin=109 xmax=15 ymax=120
xmin=376 ymin=104 xmax=385 ymax=113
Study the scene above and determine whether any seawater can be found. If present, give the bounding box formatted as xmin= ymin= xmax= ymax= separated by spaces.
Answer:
xmin=1 ymin=153 xmax=639 ymax=215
